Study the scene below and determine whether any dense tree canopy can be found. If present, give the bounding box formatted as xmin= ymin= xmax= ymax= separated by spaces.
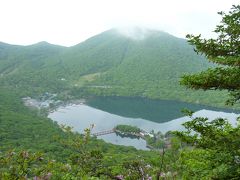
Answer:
xmin=175 ymin=5 xmax=240 ymax=179
xmin=181 ymin=5 xmax=240 ymax=105
xmin=175 ymin=115 xmax=240 ymax=179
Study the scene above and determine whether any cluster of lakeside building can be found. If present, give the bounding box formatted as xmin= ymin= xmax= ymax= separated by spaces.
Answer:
xmin=22 ymin=92 xmax=60 ymax=109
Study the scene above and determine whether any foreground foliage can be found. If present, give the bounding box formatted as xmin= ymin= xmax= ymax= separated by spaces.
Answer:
xmin=177 ymin=5 xmax=240 ymax=179
xmin=175 ymin=113 xmax=240 ymax=179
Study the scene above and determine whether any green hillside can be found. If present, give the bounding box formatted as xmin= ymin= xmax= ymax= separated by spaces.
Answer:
xmin=0 ymin=29 xmax=231 ymax=107
xmin=0 ymin=41 xmax=68 ymax=95
xmin=1 ymin=3 xmax=239 ymax=178
xmin=0 ymin=28 xmax=239 ymax=178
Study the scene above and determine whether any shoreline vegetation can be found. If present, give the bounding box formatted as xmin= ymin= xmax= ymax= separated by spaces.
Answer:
xmin=114 ymin=124 xmax=172 ymax=150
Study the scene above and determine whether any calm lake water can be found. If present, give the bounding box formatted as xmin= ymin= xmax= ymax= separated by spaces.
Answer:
xmin=48 ymin=97 xmax=239 ymax=150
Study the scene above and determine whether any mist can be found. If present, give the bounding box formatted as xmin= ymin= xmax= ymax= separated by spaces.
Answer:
xmin=116 ymin=26 xmax=153 ymax=40
xmin=0 ymin=0 xmax=238 ymax=46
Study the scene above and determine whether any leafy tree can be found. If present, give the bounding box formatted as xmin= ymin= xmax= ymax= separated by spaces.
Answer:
xmin=175 ymin=5 xmax=240 ymax=179
xmin=175 ymin=117 xmax=240 ymax=179
xmin=181 ymin=5 xmax=240 ymax=105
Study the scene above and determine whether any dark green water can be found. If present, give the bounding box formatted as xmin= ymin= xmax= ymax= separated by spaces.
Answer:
xmin=86 ymin=96 xmax=239 ymax=123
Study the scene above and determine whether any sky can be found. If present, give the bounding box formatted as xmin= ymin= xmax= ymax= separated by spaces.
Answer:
xmin=0 ymin=0 xmax=239 ymax=46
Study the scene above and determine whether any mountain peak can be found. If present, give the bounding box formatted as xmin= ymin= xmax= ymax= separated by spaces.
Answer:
xmin=37 ymin=41 xmax=50 ymax=44
xmin=114 ymin=27 xmax=173 ymax=40
xmin=27 ymin=41 xmax=66 ymax=49
xmin=32 ymin=41 xmax=52 ymax=46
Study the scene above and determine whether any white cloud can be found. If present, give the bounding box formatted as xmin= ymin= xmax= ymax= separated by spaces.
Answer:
xmin=0 ymin=0 xmax=238 ymax=46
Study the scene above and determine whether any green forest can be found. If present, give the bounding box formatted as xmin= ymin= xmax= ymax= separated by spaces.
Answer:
xmin=0 ymin=24 xmax=236 ymax=109
xmin=0 ymin=4 xmax=239 ymax=179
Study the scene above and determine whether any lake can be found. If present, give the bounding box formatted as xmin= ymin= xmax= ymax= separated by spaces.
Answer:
xmin=48 ymin=97 xmax=239 ymax=150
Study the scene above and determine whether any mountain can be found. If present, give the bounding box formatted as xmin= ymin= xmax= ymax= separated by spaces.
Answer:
xmin=0 ymin=28 xmax=229 ymax=106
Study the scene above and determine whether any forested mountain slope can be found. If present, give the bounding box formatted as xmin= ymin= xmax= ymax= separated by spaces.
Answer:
xmin=0 ymin=29 xmax=230 ymax=106
xmin=0 ymin=41 xmax=68 ymax=94
xmin=87 ymin=29 xmax=214 ymax=101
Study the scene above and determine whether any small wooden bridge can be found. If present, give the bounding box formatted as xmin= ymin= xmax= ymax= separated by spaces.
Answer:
xmin=91 ymin=129 xmax=115 ymax=136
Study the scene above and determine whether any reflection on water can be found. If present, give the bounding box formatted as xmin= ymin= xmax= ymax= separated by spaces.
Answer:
xmin=99 ymin=133 xmax=148 ymax=150
xmin=86 ymin=96 xmax=239 ymax=123
xmin=48 ymin=97 xmax=239 ymax=150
